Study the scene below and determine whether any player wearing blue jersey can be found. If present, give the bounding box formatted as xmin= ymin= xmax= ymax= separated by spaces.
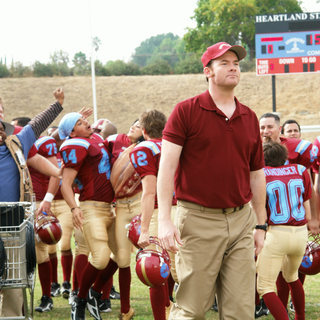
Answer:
xmin=257 ymin=141 xmax=311 ymax=320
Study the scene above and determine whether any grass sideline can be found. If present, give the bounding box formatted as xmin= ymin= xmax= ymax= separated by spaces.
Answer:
xmin=31 ymin=252 xmax=320 ymax=320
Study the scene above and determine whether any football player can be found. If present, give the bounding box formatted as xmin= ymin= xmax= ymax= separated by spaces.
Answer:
xmin=129 ymin=110 xmax=172 ymax=320
xmin=59 ymin=112 xmax=115 ymax=320
xmin=257 ymin=141 xmax=311 ymax=320
xmin=87 ymin=119 xmax=143 ymax=320
xmin=29 ymin=136 xmax=61 ymax=313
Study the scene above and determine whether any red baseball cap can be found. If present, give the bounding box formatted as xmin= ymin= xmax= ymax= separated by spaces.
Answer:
xmin=201 ymin=42 xmax=247 ymax=67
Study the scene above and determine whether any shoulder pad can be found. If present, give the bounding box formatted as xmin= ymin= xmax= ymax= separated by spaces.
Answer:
xmin=60 ymin=138 xmax=90 ymax=151
xmin=137 ymin=141 xmax=161 ymax=155
xmin=107 ymin=134 xmax=118 ymax=142
xmin=295 ymin=140 xmax=311 ymax=155
xmin=34 ymin=136 xmax=55 ymax=150
xmin=297 ymin=164 xmax=307 ymax=175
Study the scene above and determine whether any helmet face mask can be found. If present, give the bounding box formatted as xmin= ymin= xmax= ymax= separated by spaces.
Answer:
xmin=135 ymin=237 xmax=171 ymax=287
xmin=34 ymin=214 xmax=62 ymax=245
xmin=299 ymin=233 xmax=320 ymax=275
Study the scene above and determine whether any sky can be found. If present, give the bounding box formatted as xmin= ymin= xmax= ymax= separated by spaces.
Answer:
xmin=1 ymin=0 xmax=319 ymax=66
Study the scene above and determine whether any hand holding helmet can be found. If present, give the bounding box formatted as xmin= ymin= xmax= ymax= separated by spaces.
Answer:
xmin=135 ymin=236 xmax=171 ymax=287
xmin=34 ymin=211 xmax=62 ymax=244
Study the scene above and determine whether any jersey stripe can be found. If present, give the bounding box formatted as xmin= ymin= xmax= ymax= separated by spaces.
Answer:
xmin=297 ymin=164 xmax=306 ymax=176
xmin=60 ymin=138 xmax=90 ymax=150
xmin=107 ymin=134 xmax=118 ymax=142
xmin=295 ymin=140 xmax=311 ymax=155
xmin=34 ymin=136 xmax=55 ymax=150
xmin=138 ymin=141 xmax=161 ymax=155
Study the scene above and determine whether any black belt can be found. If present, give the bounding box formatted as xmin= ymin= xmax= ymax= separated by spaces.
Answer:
xmin=222 ymin=205 xmax=244 ymax=214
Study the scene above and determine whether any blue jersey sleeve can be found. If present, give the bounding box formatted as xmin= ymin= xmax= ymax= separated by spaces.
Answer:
xmin=16 ymin=125 xmax=36 ymax=159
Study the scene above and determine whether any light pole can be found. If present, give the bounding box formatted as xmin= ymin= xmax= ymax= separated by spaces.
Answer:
xmin=91 ymin=36 xmax=101 ymax=122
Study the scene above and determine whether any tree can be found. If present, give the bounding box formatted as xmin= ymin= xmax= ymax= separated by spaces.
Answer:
xmin=105 ymin=60 xmax=140 ymax=76
xmin=72 ymin=52 xmax=90 ymax=75
xmin=0 ymin=62 xmax=10 ymax=78
xmin=184 ymin=0 xmax=302 ymax=59
xmin=174 ymin=54 xmax=203 ymax=74
xmin=33 ymin=61 xmax=54 ymax=77
xmin=132 ymin=33 xmax=180 ymax=67
xmin=10 ymin=61 xmax=32 ymax=77
xmin=105 ymin=60 xmax=128 ymax=76
xmin=141 ymin=59 xmax=172 ymax=75
xmin=50 ymin=50 xmax=70 ymax=76
xmin=95 ymin=60 xmax=109 ymax=76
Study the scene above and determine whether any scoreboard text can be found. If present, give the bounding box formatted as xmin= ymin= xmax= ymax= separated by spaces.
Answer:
xmin=255 ymin=12 xmax=320 ymax=75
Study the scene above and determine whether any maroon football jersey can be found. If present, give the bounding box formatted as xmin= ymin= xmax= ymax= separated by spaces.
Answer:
xmin=60 ymin=136 xmax=114 ymax=202
xmin=311 ymin=136 xmax=320 ymax=173
xmin=29 ymin=136 xmax=58 ymax=201
xmin=280 ymin=137 xmax=318 ymax=169
xmin=264 ymin=164 xmax=311 ymax=226
xmin=130 ymin=139 xmax=163 ymax=208
xmin=107 ymin=133 xmax=131 ymax=165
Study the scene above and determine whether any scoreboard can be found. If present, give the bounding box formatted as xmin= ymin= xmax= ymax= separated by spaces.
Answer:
xmin=255 ymin=12 xmax=320 ymax=75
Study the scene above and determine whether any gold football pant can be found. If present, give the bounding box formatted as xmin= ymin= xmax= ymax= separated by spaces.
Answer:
xmin=81 ymin=200 xmax=115 ymax=270
xmin=257 ymin=224 xmax=308 ymax=296
xmin=48 ymin=199 xmax=74 ymax=255
xmin=114 ymin=193 xmax=141 ymax=267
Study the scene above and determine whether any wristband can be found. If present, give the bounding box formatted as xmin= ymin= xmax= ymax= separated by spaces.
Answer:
xmin=43 ymin=192 xmax=54 ymax=202
xmin=71 ymin=207 xmax=80 ymax=212
xmin=255 ymin=223 xmax=268 ymax=232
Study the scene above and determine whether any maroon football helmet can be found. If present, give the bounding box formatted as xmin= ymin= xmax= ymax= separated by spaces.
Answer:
xmin=299 ymin=233 xmax=320 ymax=275
xmin=135 ymin=237 xmax=171 ymax=287
xmin=126 ymin=215 xmax=141 ymax=248
xmin=91 ymin=119 xmax=109 ymax=133
xmin=35 ymin=213 xmax=62 ymax=245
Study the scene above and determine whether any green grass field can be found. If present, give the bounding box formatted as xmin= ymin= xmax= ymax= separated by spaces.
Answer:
xmin=29 ymin=251 xmax=320 ymax=320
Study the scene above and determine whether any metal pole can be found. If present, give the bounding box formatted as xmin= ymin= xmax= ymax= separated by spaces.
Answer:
xmin=88 ymin=0 xmax=98 ymax=122
xmin=272 ymin=75 xmax=276 ymax=112
xmin=91 ymin=53 xmax=98 ymax=122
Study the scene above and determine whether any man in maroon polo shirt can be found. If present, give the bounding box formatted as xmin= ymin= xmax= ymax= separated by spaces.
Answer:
xmin=157 ymin=42 xmax=267 ymax=320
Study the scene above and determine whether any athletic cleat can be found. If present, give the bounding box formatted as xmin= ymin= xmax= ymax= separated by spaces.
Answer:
xmin=120 ymin=307 xmax=135 ymax=320
xmin=110 ymin=285 xmax=120 ymax=300
xmin=211 ymin=302 xmax=218 ymax=312
xmin=99 ymin=298 xmax=112 ymax=313
xmin=69 ymin=290 xmax=79 ymax=305
xmin=61 ymin=281 xmax=71 ymax=299
xmin=35 ymin=295 xmax=53 ymax=312
xmin=211 ymin=296 xmax=218 ymax=312
xmin=50 ymin=282 xmax=61 ymax=297
xmin=255 ymin=298 xmax=269 ymax=318
xmin=289 ymin=300 xmax=295 ymax=312
xmin=71 ymin=296 xmax=86 ymax=320
xmin=261 ymin=298 xmax=269 ymax=315
xmin=86 ymin=288 xmax=102 ymax=320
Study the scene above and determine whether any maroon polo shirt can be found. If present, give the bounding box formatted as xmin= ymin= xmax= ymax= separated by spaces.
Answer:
xmin=163 ymin=90 xmax=264 ymax=208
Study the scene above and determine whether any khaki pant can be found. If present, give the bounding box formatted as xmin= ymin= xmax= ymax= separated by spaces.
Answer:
xmin=113 ymin=193 xmax=141 ymax=267
xmin=257 ymin=225 xmax=308 ymax=296
xmin=81 ymin=201 xmax=114 ymax=270
xmin=74 ymin=227 xmax=90 ymax=256
xmin=169 ymin=201 xmax=255 ymax=320
xmin=48 ymin=199 xmax=74 ymax=254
